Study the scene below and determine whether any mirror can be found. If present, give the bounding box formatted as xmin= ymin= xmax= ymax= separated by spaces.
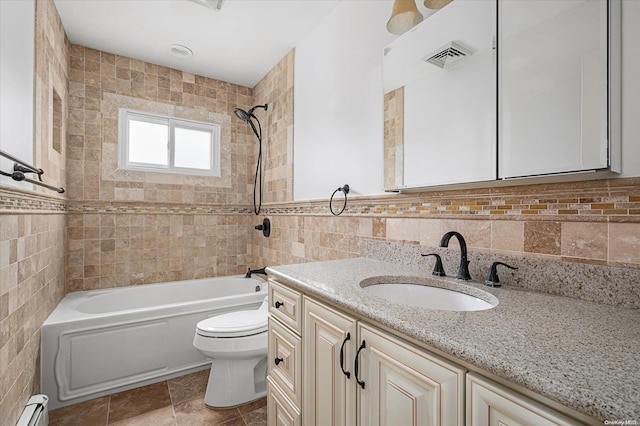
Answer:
xmin=383 ymin=0 xmax=496 ymax=190
xmin=383 ymin=0 xmax=619 ymax=191
xmin=499 ymin=0 xmax=618 ymax=178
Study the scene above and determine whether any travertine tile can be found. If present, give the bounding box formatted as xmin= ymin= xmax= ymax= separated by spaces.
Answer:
xmin=524 ymin=221 xmax=562 ymax=255
xmin=108 ymin=382 xmax=172 ymax=423
xmin=49 ymin=396 xmax=109 ymax=426
xmin=491 ymin=220 xmax=524 ymax=253
xmin=561 ymin=222 xmax=607 ymax=260
xmin=609 ymin=222 xmax=640 ymax=265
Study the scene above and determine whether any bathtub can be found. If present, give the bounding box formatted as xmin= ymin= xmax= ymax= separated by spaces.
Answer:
xmin=41 ymin=275 xmax=267 ymax=409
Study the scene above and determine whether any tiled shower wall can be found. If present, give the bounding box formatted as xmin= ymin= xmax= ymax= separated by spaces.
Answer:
xmin=66 ymin=44 xmax=260 ymax=291
xmin=0 ymin=0 xmax=68 ymax=424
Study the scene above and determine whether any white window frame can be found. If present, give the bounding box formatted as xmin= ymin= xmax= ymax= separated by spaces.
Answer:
xmin=118 ymin=108 xmax=220 ymax=176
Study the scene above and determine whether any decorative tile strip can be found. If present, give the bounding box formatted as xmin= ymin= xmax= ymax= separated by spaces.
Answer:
xmin=0 ymin=186 xmax=68 ymax=213
xmin=260 ymin=180 xmax=640 ymax=221
xmin=68 ymin=201 xmax=252 ymax=215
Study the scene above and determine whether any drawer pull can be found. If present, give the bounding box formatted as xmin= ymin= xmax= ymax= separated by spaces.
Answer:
xmin=274 ymin=357 xmax=284 ymax=366
xmin=354 ymin=340 xmax=366 ymax=389
xmin=275 ymin=301 xmax=284 ymax=309
xmin=339 ymin=332 xmax=351 ymax=379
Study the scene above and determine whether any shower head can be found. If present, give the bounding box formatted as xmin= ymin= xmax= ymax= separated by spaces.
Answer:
xmin=233 ymin=104 xmax=268 ymax=123
xmin=233 ymin=108 xmax=251 ymax=122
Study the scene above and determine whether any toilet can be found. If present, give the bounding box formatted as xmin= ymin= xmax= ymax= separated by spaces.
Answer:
xmin=193 ymin=296 xmax=269 ymax=408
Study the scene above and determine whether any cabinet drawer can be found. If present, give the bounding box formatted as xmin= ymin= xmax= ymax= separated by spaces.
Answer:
xmin=268 ymin=377 xmax=301 ymax=426
xmin=268 ymin=279 xmax=302 ymax=334
xmin=268 ymin=317 xmax=302 ymax=409
xmin=466 ymin=373 xmax=581 ymax=426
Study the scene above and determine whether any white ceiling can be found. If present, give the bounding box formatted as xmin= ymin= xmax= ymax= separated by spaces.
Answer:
xmin=54 ymin=0 xmax=341 ymax=88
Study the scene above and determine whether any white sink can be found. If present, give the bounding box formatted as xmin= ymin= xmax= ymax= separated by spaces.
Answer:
xmin=361 ymin=279 xmax=498 ymax=312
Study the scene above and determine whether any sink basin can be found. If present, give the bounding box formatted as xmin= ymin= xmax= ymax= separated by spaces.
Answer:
xmin=360 ymin=277 xmax=498 ymax=312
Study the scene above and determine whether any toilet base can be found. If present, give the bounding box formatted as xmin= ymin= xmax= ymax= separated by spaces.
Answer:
xmin=204 ymin=356 xmax=267 ymax=408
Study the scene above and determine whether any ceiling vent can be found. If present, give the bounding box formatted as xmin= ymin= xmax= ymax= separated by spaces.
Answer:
xmin=424 ymin=41 xmax=473 ymax=69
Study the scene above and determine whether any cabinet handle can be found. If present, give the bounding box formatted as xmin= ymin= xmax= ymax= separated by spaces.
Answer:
xmin=354 ymin=340 xmax=366 ymax=389
xmin=274 ymin=357 xmax=284 ymax=366
xmin=339 ymin=332 xmax=351 ymax=379
xmin=275 ymin=301 xmax=284 ymax=309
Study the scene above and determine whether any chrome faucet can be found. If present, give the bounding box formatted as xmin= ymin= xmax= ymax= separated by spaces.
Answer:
xmin=439 ymin=231 xmax=471 ymax=280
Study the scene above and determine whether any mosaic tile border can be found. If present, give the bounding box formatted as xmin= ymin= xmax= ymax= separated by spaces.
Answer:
xmin=68 ymin=201 xmax=252 ymax=215
xmin=0 ymin=186 xmax=68 ymax=213
xmin=261 ymin=178 xmax=640 ymax=222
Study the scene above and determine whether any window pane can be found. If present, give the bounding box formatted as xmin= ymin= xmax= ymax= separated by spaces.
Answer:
xmin=128 ymin=119 xmax=169 ymax=166
xmin=174 ymin=127 xmax=212 ymax=170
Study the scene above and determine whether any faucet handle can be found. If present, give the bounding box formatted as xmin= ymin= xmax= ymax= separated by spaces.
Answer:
xmin=485 ymin=262 xmax=518 ymax=287
xmin=421 ymin=253 xmax=446 ymax=276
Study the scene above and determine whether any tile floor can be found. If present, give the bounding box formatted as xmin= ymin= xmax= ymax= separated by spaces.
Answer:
xmin=49 ymin=369 xmax=267 ymax=425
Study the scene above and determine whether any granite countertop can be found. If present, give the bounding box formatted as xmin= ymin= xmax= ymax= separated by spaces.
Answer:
xmin=266 ymin=258 xmax=640 ymax=423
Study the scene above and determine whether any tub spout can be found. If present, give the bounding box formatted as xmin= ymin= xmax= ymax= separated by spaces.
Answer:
xmin=245 ymin=267 xmax=267 ymax=278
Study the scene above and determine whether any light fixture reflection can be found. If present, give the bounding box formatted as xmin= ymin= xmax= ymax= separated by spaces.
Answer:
xmin=386 ymin=0 xmax=423 ymax=35
xmin=424 ymin=0 xmax=452 ymax=9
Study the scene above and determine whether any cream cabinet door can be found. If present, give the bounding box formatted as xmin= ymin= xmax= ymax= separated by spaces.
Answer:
xmin=357 ymin=323 xmax=465 ymax=426
xmin=303 ymin=297 xmax=357 ymax=426
xmin=268 ymin=377 xmax=301 ymax=426
xmin=268 ymin=317 xmax=302 ymax=409
xmin=466 ymin=373 xmax=580 ymax=426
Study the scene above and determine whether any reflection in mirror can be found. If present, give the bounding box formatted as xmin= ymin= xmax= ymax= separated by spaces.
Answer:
xmin=383 ymin=0 xmax=496 ymax=190
xmin=499 ymin=0 xmax=617 ymax=178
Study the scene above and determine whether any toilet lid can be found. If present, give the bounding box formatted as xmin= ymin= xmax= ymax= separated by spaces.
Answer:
xmin=196 ymin=310 xmax=267 ymax=338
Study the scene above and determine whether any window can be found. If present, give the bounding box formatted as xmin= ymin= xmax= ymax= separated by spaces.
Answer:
xmin=118 ymin=109 xmax=220 ymax=176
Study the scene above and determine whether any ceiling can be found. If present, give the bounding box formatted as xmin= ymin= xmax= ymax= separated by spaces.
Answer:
xmin=54 ymin=0 xmax=341 ymax=88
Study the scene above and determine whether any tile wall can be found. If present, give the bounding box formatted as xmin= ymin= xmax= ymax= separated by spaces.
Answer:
xmin=252 ymin=50 xmax=295 ymax=204
xmin=66 ymin=43 xmax=259 ymax=291
xmin=0 ymin=0 xmax=68 ymax=424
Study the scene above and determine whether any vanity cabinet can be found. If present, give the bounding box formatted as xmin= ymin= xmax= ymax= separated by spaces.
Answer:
xmin=467 ymin=373 xmax=580 ymax=426
xmin=357 ymin=323 xmax=464 ymax=426
xmin=303 ymin=296 xmax=464 ymax=426
xmin=267 ymin=280 xmax=303 ymax=426
xmin=268 ymin=278 xmax=583 ymax=426
xmin=303 ymin=297 xmax=357 ymax=425
xmin=268 ymin=278 xmax=464 ymax=426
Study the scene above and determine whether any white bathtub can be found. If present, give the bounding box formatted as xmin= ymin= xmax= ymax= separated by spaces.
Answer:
xmin=41 ymin=275 xmax=267 ymax=409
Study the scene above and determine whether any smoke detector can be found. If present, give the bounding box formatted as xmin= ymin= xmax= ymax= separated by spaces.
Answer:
xmin=424 ymin=41 xmax=474 ymax=69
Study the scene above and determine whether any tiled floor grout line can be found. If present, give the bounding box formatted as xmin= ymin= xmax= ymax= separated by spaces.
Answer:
xmin=105 ymin=396 xmax=111 ymax=425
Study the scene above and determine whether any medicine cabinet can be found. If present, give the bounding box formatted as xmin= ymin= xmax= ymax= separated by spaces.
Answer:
xmin=383 ymin=0 xmax=620 ymax=191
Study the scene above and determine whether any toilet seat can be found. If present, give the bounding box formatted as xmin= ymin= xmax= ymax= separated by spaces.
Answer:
xmin=197 ymin=310 xmax=267 ymax=338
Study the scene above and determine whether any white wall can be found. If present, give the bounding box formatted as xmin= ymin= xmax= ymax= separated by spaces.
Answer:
xmin=0 ymin=0 xmax=35 ymax=189
xmin=293 ymin=0 xmax=395 ymax=201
